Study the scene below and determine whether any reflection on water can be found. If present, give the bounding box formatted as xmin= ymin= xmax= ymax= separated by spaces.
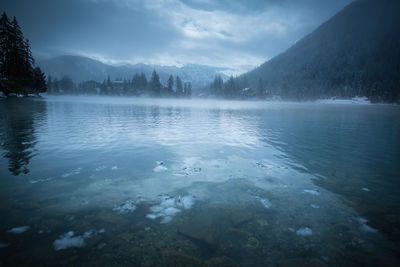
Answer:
xmin=0 ymin=96 xmax=400 ymax=266
xmin=0 ymin=99 xmax=47 ymax=175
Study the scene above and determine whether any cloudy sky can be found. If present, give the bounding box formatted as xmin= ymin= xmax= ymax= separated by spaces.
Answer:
xmin=1 ymin=0 xmax=352 ymax=74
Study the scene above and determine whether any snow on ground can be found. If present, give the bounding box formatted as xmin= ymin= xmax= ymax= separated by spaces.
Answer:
xmin=316 ymin=96 xmax=371 ymax=104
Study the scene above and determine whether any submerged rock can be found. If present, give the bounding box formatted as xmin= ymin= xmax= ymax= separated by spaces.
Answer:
xmin=279 ymin=258 xmax=328 ymax=267
xmin=162 ymin=251 xmax=203 ymax=266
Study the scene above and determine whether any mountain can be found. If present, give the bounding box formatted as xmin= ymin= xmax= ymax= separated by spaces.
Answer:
xmin=243 ymin=0 xmax=400 ymax=102
xmin=37 ymin=55 xmax=228 ymax=89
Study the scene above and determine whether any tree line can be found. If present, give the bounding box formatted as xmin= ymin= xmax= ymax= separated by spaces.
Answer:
xmin=0 ymin=13 xmax=46 ymax=96
xmin=47 ymin=70 xmax=192 ymax=97
xmin=209 ymin=74 xmax=272 ymax=99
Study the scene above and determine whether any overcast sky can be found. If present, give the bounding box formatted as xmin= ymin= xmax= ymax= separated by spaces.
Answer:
xmin=1 ymin=0 xmax=353 ymax=74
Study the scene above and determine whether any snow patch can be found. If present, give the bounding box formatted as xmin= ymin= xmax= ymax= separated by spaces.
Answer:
xmin=361 ymin=187 xmax=370 ymax=192
xmin=8 ymin=226 xmax=30 ymax=234
xmin=311 ymin=204 xmax=320 ymax=209
xmin=111 ymin=166 xmax=118 ymax=170
xmin=316 ymin=96 xmax=371 ymax=105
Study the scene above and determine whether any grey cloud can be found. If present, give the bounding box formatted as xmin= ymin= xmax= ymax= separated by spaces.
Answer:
xmin=1 ymin=0 xmax=353 ymax=73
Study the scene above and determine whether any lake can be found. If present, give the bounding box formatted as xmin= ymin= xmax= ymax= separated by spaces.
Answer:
xmin=1 ymin=96 xmax=400 ymax=266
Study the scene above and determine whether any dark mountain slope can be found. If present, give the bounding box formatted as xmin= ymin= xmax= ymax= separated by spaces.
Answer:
xmin=244 ymin=0 xmax=400 ymax=102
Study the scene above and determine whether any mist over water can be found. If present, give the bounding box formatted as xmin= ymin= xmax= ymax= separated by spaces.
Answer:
xmin=1 ymin=96 xmax=400 ymax=266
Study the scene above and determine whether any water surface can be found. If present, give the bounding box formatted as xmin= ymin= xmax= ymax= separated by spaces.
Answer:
xmin=1 ymin=96 xmax=400 ymax=266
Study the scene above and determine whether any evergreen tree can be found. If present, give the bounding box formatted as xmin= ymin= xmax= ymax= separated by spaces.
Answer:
xmin=167 ymin=75 xmax=174 ymax=94
xmin=32 ymin=67 xmax=47 ymax=94
xmin=149 ymin=70 xmax=161 ymax=96
xmin=175 ymin=75 xmax=183 ymax=96
xmin=184 ymin=82 xmax=192 ymax=97
xmin=0 ymin=13 xmax=46 ymax=96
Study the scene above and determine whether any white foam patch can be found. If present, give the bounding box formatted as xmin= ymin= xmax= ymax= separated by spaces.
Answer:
xmin=146 ymin=195 xmax=194 ymax=224
xmin=0 ymin=242 xmax=8 ymax=248
xmin=29 ymin=177 xmax=55 ymax=184
xmin=303 ymin=189 xmax=320 ymax=196
xmin=296 ymin=227 xmax=313 ymax=236
xmin=311 ymin=204 xmax=320 ymax=209
xmin=53 ymin=231 xmax=85 ymax=251
xmin=62 ymin=167 xmax=82 ymax=178
xmin=8 ymin=226 xmax=30 ymax=234
xmin=112 ymin=200 xmax=137 ymax=213
xmin=361 ymin=187 xmax=370 ymax=192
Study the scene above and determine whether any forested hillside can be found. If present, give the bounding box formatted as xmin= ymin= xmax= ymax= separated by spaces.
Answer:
xmin=243 ymin=0 xmax=400 ymax=102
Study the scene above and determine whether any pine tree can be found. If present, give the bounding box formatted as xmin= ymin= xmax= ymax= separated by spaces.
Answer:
xmin=149 ymin=70 xmax=161 ymax=96
xmin=175 ymin=75 xmax=183 ymax=96
xmin=0 ymin=13 xmax=46 ymax=96
xmin=167 ymin=75 xmax=174 ymax=94
xmin=32 ymin=67 xmax=47 ymax=94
